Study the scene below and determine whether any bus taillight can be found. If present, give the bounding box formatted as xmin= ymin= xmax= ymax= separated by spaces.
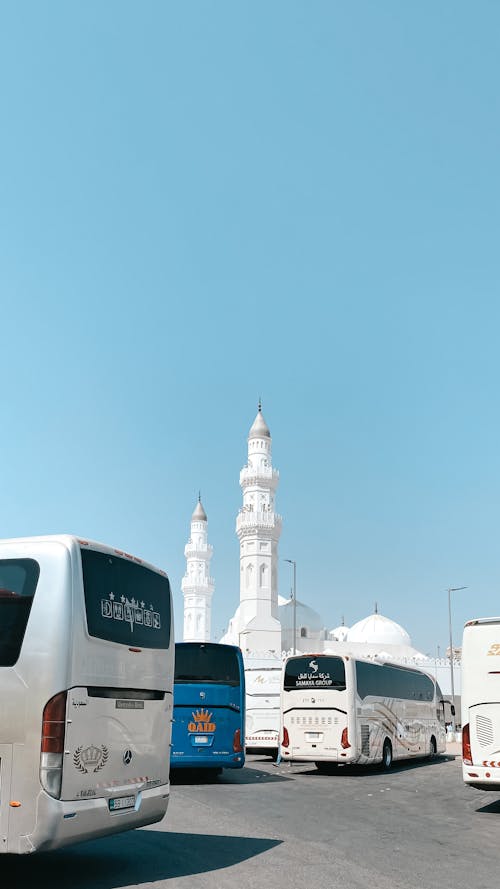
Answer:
xmin=233 ymin=729 xmax=243 ymax=752
xmin=462 ymin=723 xmax=472 ymax=765
xmin=341 ymin=727 xmax=350 ymax=749
xmin=40 ymin=691 xmax=67 ymax=799
xmin=282 ymin=727 xmax=289 ymax=748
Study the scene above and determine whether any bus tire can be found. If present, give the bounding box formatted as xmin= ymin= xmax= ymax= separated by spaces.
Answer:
xmin=381 ymin=739 xmax=393 ymax=770
xmin=429 ymin=736 xmax=437 ymax=759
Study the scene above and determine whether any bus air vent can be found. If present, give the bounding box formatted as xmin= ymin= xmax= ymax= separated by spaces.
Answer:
xmin=476 ymin=714 xmax=494 ymax=747
xmin=361 ymin=724 xmax=370 ymax=756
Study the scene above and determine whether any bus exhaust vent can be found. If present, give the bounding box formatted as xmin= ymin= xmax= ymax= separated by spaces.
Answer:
xmin=361 ymin=725 xmax=370 ymax=756
xmin=476 ymin=714 xmax=494 ymax=747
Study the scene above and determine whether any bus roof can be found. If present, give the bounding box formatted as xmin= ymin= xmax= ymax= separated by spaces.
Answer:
xmin=0 ymin=534 xmax=168 ymax=578
xmin=464 ymin=617 xmax=500 ymax=627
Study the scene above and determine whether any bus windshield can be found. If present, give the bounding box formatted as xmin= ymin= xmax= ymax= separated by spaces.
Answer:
xmin=284 ymin=656 xmax=346 ymax=691
xmin=0 ymin=559 xmax=40 ymax=667
xmin=175 ymin=643 xmax=241 ymax=685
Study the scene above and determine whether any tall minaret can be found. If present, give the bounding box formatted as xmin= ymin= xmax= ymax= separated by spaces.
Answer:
xmin=236 ymin=402 xmax=282 ymax=655
xmin=181 ymin=496 xmax=214 ymax=642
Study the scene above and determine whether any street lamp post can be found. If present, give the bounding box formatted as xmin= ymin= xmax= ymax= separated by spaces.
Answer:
xmin=447 ymin=585 xmax=467 ymax=732
xmin=284 ymin=559 xmax=297 ymax=655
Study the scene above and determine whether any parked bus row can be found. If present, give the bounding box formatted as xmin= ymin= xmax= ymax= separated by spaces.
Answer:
xmin=1 ymin=533 xmax=498 ymax=856
xmin=175 ymin=647 xmax=454 ymax=775
xmin=0 ymin=535 xmax=247 ymax=856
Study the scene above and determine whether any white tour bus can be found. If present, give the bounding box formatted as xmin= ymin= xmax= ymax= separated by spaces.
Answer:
xmin=244 ymin=655 xmax=282 ymax=758
xmin=462 ymin=617 xmax=500 ymax=790
xmin=280 ymin=653 xmax=446 ymax=771
xmin=0 ymin=535 xmax=174 ymax=854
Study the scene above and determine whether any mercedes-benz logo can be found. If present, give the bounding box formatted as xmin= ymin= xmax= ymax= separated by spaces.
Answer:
xmin=123 ymin=749 xmax=132 ymax=765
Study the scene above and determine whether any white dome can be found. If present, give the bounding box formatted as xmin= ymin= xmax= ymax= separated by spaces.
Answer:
xmin=347 ymin=612 xmax=411 ymax=647
xmin=330 ymin=625 xmax=349 ymax=642
xmin=278 ymin=599 xmax=324 ymax=633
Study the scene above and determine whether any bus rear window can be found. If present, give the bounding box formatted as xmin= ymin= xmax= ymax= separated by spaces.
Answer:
xmin=0 ymin=559 xmax=40 ymax=666
xmin=81 ymin=549 xmax=171 ymax=649
xmin=284 ymin=656 xmax=346 ymax=691
xmin=175 ymin=643 xmax=241 ymax=686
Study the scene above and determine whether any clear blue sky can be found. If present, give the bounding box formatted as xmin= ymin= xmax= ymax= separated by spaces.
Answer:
xmin=1 ymin=2 xmax=499 ymax=656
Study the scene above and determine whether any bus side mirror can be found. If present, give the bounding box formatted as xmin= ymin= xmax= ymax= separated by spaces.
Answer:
xmin=451 ymin=705 xmax=456 ymax=716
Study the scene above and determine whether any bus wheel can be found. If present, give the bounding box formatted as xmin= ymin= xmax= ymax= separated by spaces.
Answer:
xmin=429 ymin=736 xmax=437 ymax=759
xmin=381 ymin=739 xmax=393 ymax=770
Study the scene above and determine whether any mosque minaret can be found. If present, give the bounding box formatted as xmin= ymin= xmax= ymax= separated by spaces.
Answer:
xmin=235 ymin=402 xmax=282 ymax=655
xmin=181 ymin=496 xmax=214 ymax=642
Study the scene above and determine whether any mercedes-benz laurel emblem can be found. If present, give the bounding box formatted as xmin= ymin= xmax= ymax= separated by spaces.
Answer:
xmin=123 ymin=749 xmax=132 ymax=765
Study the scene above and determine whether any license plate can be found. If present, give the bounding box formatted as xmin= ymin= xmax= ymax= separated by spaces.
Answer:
xmin=305 ymin=732 xmax=322 ymax=740
xmin=109 ymin=795 xmax=135 ymax=811
xmin=194 ymin=736 xmax=209 ymax=744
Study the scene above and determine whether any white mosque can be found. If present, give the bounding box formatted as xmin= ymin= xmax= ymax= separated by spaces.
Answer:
xmin=181 ymin=404 xmax=460 ymax=704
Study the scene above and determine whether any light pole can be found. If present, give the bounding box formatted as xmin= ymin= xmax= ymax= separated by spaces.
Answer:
xmin=447 ymin=585 xmax=467 ymax=732
xmin=284 ymin=559 xmax=297 ymax=655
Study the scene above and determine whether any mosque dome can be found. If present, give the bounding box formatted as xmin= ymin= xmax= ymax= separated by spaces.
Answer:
xmin=191 ymin=498 xmax=207 ymax=521
xmin=249 ymin=406 xmax=271 ymax=440
xmin=347 ymin=612 xmax=411 ymax=648
xmin=329 ymin=624 xmax=350 ymax=643
xmin=278 ymin=598 xmax=324 ymax=633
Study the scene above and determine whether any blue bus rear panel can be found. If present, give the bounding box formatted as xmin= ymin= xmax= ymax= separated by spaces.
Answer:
xmin=171 ymin=682 xmax=245 ymax=769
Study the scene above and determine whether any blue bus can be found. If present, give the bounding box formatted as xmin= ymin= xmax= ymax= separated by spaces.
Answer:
xmin=171 ymin=642 xmax=245 ymax=772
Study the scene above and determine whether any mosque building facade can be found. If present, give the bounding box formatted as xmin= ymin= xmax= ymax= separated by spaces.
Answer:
xmin=182 ymin=405 xmax=461 ymax=710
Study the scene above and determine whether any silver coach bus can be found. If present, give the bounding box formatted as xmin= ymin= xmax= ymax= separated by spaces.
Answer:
xmin=0 ymin=535 xmax=174 ymax=854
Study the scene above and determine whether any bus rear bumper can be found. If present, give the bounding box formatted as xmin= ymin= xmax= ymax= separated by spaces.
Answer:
xmin=463 ymin=763 xmax=500 ymax=791
xmin=17 ymin=784 xmax=170 ymax=854
xmin=170 ymin=754 xmax=244 ymax=769
xmin=245 ymin=734 xmax=279 ymax=752
xmin=281 ymin=749 xmax=357 ymax=764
